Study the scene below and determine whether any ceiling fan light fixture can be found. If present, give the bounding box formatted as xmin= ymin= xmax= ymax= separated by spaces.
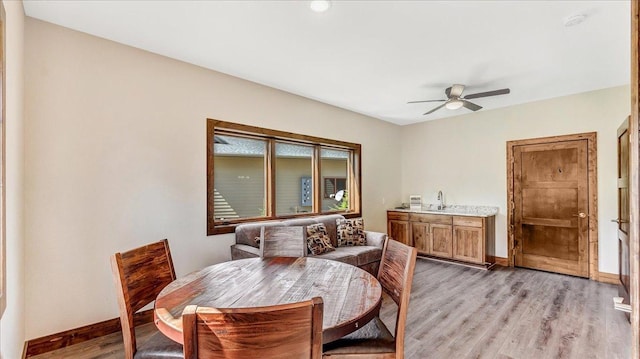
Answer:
xmin=310 ymin=0 xmax=331 ymax=13
xmin=445 ymin=99 xmax=464 ymax=110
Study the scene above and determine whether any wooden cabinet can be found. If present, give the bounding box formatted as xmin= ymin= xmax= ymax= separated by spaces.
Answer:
xmin=430 ymin=223 xmax=453 ymax=258
xmin=410 ymin=213 xmax=452 ymax=258
xmin=411 ymin=222 xmax=429 ymax=253
xmin=452 ymin=216 xmax=485 ymax=263
xmin=387 ymin=210 xmax=495 ymax=268
xmin=387 ymin=211 xmax=410 ymax=245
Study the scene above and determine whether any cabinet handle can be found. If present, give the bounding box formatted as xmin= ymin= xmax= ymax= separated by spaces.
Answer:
xmin=572 ymin=212 xmax=587 ymax=218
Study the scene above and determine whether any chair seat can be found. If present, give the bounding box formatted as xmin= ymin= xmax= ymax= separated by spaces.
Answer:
xmin=134 ymin=331 xmax=184 ymax=359
xmin=323 ymin=317 xmax=395 ymax=356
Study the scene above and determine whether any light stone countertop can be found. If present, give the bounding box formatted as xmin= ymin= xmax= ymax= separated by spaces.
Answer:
xmin=389 ymin=204 xmax=499 ymax=217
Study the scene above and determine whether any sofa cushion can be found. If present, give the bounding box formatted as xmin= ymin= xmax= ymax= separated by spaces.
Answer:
xmin=283 ymin=217 xmax=318 ymax=228
xmin=332 ymin=246 xmax=382 ymax=266
xmin=315 ymin=250 xmax=358 ymax=267
xmin=314 ymin=214 xmax=345 ymax=247
xmin=235 ymin=221 xmax=282 ymax=248
xmin=336 ymin=218 xmax=366 ymax=247
xmin=306 ymin=223 xmax=335 ymax=255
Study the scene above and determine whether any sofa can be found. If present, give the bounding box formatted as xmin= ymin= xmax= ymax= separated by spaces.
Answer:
xmin=230 ymin=214 xmax=388 ymax=275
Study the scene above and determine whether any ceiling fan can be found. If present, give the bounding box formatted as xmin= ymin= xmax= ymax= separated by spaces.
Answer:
xmin=408 ymin=84 xmax=510 ymax=115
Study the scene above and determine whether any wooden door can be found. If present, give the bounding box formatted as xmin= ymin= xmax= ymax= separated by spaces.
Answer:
xmin=514 ymin=140 xmax=589 ymax=277
xmin=453 ymin=226 xmax=484 ymax=264
xmin=388 ymin=219 xmax=409 ymax=246
xmin=631 ymin=3 xmax=640 ymax=356
xmin=617 ymin=117 xmax=631 ymax=314
xmin=411 ymin=222 xmax=429 ymax=254
xmin=430 ymin=224 xmax=452 ymax=258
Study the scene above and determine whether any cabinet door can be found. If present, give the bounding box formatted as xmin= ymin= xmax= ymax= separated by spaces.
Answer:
xmin=411 ymin=222 xmax=429 ymax=254
xmin=430 ymin=224 xmax=452 ymax=258
xmin=388 ymin=220 xmax=410 ymax=246
xmin=453 ymin=225 xmax=484 ymax=264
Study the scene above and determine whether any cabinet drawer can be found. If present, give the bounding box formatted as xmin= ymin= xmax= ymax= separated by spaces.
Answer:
xmin=387 ymin=211 xmax=409 ymax=221
xmin=410 ymin=213 xmax=452 ymax=225
xmin=453 ymin=216 xmax=483 ymax=228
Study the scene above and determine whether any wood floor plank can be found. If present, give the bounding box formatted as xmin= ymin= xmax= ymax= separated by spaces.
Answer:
xmin=29 ymin=258 xmax=631 ymax=359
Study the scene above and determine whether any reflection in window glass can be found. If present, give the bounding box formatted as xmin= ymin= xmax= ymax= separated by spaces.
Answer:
xmin=275 ymin=142 xmax=313 ymax=215
xmin=321 ymin=148 xmax=349 ymax=212
xmin=323 ymin=178 xmax=346 ymax=199
xmin=213 ymin=135 xmax=266 ymax=220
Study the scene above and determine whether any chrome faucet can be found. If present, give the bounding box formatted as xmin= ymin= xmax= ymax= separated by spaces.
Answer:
xmin=437 ymin=190 xmax=444 ymax=210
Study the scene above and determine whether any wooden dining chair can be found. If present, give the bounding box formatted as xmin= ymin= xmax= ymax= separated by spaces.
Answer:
xmin=111 ymin=239 xmax=184 ymax=359
xmin=182 ymin=297 xmax=324 ymax=359
xmin=259 ymin=225 xmax=307 ymax=258
xmin=322 ymin=239 xmax=417 ymax=359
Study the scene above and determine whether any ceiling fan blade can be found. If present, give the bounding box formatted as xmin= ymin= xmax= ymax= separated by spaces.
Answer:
xmin=449 ymin=84 xmax=465 ymax=98
xmin=462 ymin=100 xmax=482 ymax=111
xmin=424 ymin=103 xmax=447 ymax=115
xmin=407 ymin=99 xmax=446 ymax=104
xmin=463 ymin=88 xmax=510 ymax=100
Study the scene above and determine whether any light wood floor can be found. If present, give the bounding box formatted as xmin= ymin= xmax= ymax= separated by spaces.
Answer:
xmin=31 ymin=258 xmax=631 ymax=359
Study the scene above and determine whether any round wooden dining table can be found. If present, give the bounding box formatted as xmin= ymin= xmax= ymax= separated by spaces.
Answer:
xmin=154 ymin=257 xmax=383 ymax=344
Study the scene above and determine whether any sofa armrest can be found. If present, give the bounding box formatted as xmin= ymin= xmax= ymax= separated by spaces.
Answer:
xmin=365 ymin=231 xmax=387 ymax=249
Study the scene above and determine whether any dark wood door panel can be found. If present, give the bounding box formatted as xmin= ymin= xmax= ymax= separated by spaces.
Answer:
xmin=522 ymin=188 xmax=578 ymax=219
xmin=522 ymin=225 xmax=580 ymax=261
xmin=617 ymin=117 xmax=630 ymax=316
xmin=520 ymin=147 xmax=579 ymax=182
xmin=514 ymin=138 xmax=589 ymax=277
xmin=520 ymin=254 xmax=583 ymax=277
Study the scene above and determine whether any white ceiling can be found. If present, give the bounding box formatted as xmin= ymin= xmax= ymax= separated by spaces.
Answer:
xmin=23 ymin=1 xmax=630 ymax=126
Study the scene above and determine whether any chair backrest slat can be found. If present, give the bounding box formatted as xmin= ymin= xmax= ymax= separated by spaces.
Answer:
xmin=260 ymin=226 xmax=306 ymax=258
xmin=183 ymin=297 xmax=323 ymax=359
xmin=111 ymin=239 xmax=177 ymax=359
xmin=377 ymin=238 xmax=417 ymax=358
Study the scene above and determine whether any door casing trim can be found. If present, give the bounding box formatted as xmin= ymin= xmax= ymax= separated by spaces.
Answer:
xmin=506 ymin=132 xmax=598 ymax=281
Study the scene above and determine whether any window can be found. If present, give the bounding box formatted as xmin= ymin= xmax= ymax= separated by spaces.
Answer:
xmin=208 ymin=120 xmax=361 ymax=235
xmin=275 ymin=142 xmax=313 ymax=216
xmin=213 ymin=135 xmax=266 ymax=220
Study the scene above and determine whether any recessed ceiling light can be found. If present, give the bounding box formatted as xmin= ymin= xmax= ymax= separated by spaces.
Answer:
xmin=563 ymin=14 xmax=587 ymax=27
xmin=310 ymin=0 xmax=331 ymax=13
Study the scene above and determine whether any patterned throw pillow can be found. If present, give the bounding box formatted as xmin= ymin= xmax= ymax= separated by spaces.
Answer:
xmin=306 ymin=223 xmax=335 ymax=255
xmin=336 ymin=218 xmax=366 ymax=247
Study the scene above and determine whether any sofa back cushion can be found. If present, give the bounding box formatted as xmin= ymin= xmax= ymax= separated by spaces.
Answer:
xmin=235 ymin=221 xmax=282 ymax=248
xmin=282 ymin=217 xmax=317 ymax=228
xmin=235 ymin=214 xmax=346 ymax=249
xmin=336 ymin=218 xmax=366 ymax=246
xmin=306 ymin=223 xmax=335 ymax=255
xmin=314 ymin=214 xmax=345 ymax=247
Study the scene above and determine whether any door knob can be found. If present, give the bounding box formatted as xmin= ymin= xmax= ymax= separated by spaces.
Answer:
xmin=572 ymin=212 xmax=587 ymax=218
xmin=611 ymin=219 xmax=629 ymax=223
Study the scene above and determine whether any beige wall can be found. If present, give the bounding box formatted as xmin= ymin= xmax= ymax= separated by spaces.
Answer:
xmin=401 ymin=85 xmax=629 ymax=274
xmin=23 ymin=18 xmax=402 ymax=339
xmin=0 ymin=1 xmax=25 ymax=358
